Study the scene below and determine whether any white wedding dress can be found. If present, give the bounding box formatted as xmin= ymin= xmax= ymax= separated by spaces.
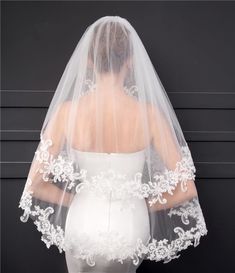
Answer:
xmin=64 ymin=147 xmax=151 ymax=273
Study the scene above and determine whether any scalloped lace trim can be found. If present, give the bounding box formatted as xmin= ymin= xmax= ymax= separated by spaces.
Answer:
xmin=19 ymin=178 xmax=65 ymax=252
xmin=139 ymin=197 xmax=208 ymax=263
xmin=34 ymin=135 xmax=196 ymax=206
xmin=19 ymin=179 xmax=207 ymax=266
xmin=19 ymin=135 xmax=206 ymax=265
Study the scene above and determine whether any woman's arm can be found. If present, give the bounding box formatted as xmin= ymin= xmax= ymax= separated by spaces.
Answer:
xmin=27 ymin=159 xmax=75 ymax=208
xmin=25 ymin=102 xmax=75 ymax=207
xmin=147 ymin=105 xmax=198 ymax=211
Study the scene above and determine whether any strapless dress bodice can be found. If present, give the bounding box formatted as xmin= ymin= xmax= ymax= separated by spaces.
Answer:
xmin=71 ymin=148 xmax=146 ymax=180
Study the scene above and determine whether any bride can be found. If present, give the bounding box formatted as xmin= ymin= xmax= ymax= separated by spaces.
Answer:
xmin=18 ymin=16 xmax=207 ymax=273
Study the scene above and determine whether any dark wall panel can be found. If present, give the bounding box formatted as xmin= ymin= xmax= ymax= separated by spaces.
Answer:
xmin=1 ymin=1 xmax=235 ymax=273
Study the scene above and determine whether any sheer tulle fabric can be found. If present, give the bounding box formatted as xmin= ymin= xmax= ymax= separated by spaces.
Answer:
xmin=18 ymin=16 xmax=207 ymax=272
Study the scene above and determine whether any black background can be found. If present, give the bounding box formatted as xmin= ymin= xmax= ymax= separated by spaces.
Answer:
xmin=1 ymin=1 xmax=235 ymax=273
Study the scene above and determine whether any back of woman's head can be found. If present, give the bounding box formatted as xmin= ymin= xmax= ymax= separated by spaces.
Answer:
xmin=88 ymin=20 xmax=132 ymax=74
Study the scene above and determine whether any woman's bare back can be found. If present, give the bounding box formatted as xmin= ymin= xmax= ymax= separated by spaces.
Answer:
xmin=64 ymin=90 xmax=152 ymax=153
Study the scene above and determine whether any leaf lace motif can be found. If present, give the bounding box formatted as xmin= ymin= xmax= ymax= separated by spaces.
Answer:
xmin=147 ymin=146 xmax=196 ymax=206
xmin=77 ymin=80 xmax=139 ymax=100
xmin=64 ymin=197 xmax=207 ymax=266
xmin=19 ymin=136 xmax=207 ymax=265
xmin=18 ymin=178 xmax=65 ymax=252
xmin=64 ymin=230 xmax=146 ymax=266
xmin=19 ymin=183 xmax=207 ymax=265
xmin=34 ymin=135 xmax=196 ymax=207
xmin=137 ymin=197 xmax=208 ymax=263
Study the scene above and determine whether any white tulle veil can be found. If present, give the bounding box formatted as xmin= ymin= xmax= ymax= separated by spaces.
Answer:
xmin=18 ymin=15 xmax=207 ymax=269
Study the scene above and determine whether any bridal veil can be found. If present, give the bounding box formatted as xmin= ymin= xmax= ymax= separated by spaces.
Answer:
xmin=18 ymin=15 xmax=207 ymax=269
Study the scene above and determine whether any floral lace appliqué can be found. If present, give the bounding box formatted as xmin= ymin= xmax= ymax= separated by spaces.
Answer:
xmin=35 ymin=135 xmax=196 ymax=207
xmin=19 ymin=136 xmax=206 ymax=266
xmin=18 ymin=178 xmax=65 ymax=252
xmin=141 ymin=197 xmax=208 ymax=263
xmin=35 ymin=137 xmax=87 ymax=190
xmin=147 ymin=146 xmax=196 ymax=206
xmin=19 ymin=180 xmax=207 ymax=266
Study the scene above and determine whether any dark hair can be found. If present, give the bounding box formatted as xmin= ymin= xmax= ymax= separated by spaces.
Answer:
xmin=88 ymin=21 xmax=132 ymax=74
